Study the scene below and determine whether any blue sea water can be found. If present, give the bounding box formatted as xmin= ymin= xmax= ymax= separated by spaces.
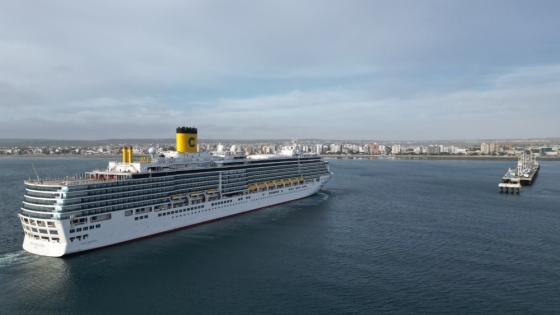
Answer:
xmin=0 ymin=157 xmax=560 ymax=314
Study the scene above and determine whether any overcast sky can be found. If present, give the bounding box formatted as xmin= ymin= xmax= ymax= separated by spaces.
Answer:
xmin=1 ymin=1 xmax=559 ymax=141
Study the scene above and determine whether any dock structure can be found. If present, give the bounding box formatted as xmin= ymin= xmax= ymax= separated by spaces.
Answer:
xmin=499 ymin=152 xmax=539 ymax=194
xmin=499 ymin=178 xmax=521 ymax=194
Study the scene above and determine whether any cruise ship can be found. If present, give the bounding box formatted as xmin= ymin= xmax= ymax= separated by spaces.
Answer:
xmin=19 ymin=127 xmax=333 ymax=257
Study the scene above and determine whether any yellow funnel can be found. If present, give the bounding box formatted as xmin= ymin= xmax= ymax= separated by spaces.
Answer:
xmin=176 ymin=127 xmax=198 ymax=153
xmin=122 ymin=146 xmax=127 ymax=163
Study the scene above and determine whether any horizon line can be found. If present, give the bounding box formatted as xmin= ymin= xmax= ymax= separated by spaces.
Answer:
xmin=0 ymin=137 xmax=560 ymax=143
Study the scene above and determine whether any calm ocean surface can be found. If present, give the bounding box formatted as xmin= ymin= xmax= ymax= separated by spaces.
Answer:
xmin=1 ymin=157 xmax=560 ymax=314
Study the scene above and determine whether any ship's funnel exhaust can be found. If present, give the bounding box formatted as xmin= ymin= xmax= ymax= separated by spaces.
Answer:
xmin=122 ymin=146 xmax=127 ymax=163
xmin=123 ymin=146 xmax=133 ymax=163
xmin=127 ymin=146 xmax=133 ymax=163
xmin=176 ymin=127 xmax=198 ymax=153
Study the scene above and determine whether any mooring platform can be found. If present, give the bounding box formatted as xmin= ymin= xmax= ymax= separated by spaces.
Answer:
xmin=499 ymin=153 xmax=539 ymax=194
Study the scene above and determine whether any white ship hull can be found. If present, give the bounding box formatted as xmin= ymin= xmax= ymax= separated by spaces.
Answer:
xmin=22 ymin=174 xmax=330 ymax=257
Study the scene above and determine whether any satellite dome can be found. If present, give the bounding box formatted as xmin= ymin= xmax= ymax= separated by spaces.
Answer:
xmin=217 ymin=143 xmax=224 ymax=152
xmin=230 ymin=145 xmax=237 ymax=152
xmin=148 ymin=147 xmax=157 ymax=155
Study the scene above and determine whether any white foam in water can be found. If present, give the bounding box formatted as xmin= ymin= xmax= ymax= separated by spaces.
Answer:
xmin=0 ymin=251 xmax=37 ymax=267
xmin=303 ymin=191 xmax=330 ymax=204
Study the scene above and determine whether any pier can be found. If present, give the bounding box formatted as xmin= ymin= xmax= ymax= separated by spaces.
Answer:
xmin=499 ymin=152 xmax=539 ymax=194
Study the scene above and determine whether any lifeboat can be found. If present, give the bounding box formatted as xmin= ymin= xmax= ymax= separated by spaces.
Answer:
xmin=247 ymin=184 xmax=257 ymax=190
xmin=205 ymin=189 xmax=219 ymax=196
xmin=299 ymin=176 xmax=304 ymax=183
xmin=170 ymin=194 xmax=186 ymax=203
xmin=283 ymin=179 xmax=291 ymax=184
xmin=266 ymin=181 xmax=275 ymax=188
xmin=257 ymin=183 xmax=266 ymax=189
xmin=290 ymin=178 xmax=298 ymax=184
xmin=205 ymin=189 xmax=220 ymax=201
xmin=189 ymin=191 xmax=204 ymax=201
xmin=275 ymin=180 xmax=284 ymax=187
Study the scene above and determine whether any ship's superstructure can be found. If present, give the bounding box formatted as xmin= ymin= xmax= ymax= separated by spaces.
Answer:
xmin=19 ymin=127 xmax=332 ymax=257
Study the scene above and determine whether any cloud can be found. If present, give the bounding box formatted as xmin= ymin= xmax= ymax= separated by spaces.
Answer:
xmin=4 ymin=63 xmax=558 ymax=141
xmin=0 ymin=1 xmax=559 ymax=140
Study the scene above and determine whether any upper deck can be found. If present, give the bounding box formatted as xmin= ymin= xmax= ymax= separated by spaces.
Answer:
xmin=20 ymin=144 xmax=330 ymax=222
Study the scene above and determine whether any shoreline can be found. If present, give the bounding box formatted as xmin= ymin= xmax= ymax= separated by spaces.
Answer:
xmin=0 ymin=154 xmax=126 ymax=159
xmin=321 ymin=155 xmax=560 ymax=161
xmin=2 ymin=154 xmax=559 ymax=162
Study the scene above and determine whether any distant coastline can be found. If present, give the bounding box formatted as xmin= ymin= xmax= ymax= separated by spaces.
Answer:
xmin=321 ymin=155 xmax=560 ymax=161
xmin=2 ymin=154 xmax=560 ymax=162
xmin=0 ymin=154 xmax=123 ymax=159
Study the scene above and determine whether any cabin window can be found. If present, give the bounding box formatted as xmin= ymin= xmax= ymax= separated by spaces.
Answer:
xmin=70 ymin=229 xmax=75 ymax=233
xmin=96 ymin=224 xmax=101 ymax=228
xmin=49 ymin=230 xmax=58 ymax=235
xmin=72 ymin=218 xmax=87 ymax=225
xmin=77 ymin=228 xmax=82 ymax=232
xmin=91 ymin=214 xmax=111 ymax=222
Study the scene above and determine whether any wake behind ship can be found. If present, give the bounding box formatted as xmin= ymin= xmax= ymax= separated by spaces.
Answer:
xmin=19 ymin=127 xmax=332 ymax=257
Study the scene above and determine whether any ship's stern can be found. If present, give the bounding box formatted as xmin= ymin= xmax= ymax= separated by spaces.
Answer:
xmin=23 ymin=235 xmax=68 ymax=257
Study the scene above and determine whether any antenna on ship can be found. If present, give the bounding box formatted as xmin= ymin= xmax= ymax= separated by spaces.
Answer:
xmin=31 ymin=163 xmax=40 ymax=182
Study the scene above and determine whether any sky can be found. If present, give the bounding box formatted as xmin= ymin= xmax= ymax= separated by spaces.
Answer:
xmin=0 ymin=0 xmax=559 ymax=141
